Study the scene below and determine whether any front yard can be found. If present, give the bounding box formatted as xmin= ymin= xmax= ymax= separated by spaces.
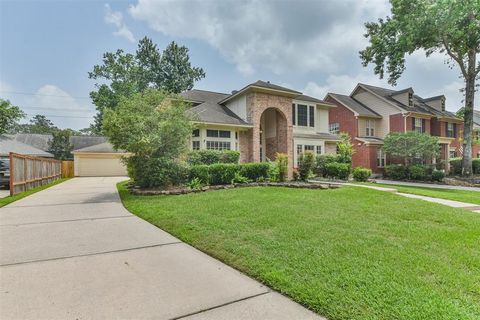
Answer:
xmin=118 ymin=183 xmax=480 ymax=320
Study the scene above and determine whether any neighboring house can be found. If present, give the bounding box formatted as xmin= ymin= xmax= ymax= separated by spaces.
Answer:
xmin=180 ymin=80 xmax=339 ymax=174
xmin=0 ymin=135 xmax=54 ymax=158
xmin=473 ymin=109 xmax=480 ymax=158
xmin=326 ymin=83 xmax=465 ymax=173
xmin=8 ymin=134 xmax=127 ymax=177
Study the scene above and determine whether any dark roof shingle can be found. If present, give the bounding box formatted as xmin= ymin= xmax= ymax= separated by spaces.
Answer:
xmin=328 ymin=93 xmax=381 ymax=118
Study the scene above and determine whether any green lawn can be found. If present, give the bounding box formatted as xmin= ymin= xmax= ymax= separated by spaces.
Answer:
xmin=0 ymin=178 xmax=69 ymax=208
xmin=118 ymin=183 xmax=480 ymax=320
xmin=357 ymin=182 xmax=480 ymax=205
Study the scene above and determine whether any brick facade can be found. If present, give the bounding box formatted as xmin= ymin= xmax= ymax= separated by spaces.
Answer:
xmin=326 ymin=96 xmax=357 ymax=138
xmin=389 ymin=113 xmax=404 ymax=133
xmin=352 ymin=142 xmax=381 ymax=173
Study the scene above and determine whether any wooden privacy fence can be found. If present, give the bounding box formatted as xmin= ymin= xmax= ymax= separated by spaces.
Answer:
xmin=61 ymin=160 xmax=74 ymax=178
xmin=9 ymin=152 xmax=62 ymax=196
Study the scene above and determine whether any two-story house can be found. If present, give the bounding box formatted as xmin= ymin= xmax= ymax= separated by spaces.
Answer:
xmin=180 ymin=80 xmax=339 ymax=176
xmin=326 ymin=83 xmax=465 ymax=173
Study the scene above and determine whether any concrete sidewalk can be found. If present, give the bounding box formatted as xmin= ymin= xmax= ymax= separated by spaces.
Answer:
xmin=0 ymin=177 xmax=322 ymax=320
xmin=375 ymin=179 xmax=480 ymax=191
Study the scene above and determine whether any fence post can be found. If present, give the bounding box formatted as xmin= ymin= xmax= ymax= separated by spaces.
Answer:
xmin=9 ymin=152 xmax=14 ymax=196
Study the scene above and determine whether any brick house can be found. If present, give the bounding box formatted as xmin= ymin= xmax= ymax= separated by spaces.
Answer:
xmin=474 ymin=110 xmax=480 ymax=158
xmin=180 ymin=80 xmax=339 ymax=176
xmin=326 ymin=83 xmax=466 ymax=173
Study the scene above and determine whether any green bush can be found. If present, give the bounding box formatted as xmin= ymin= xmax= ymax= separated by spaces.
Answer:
xmin=408 ymin=165 xmax=427 ymax=180
xmin=384 ymin=164 xmax=408 ymax=180
xmin=187 ymin=150 xmax=240 ymax=165
xmin=298 ymin=151 xmax=316 ymax=181
xmin=325 ymin=162 xmax=351 ymax=180
xmin=189 ymin=165 xmax=210 ymax=184
xmin=239 ymin=162 xmax=270 ymax=181
xmin=432 ymin=170 xmax=445 ymax=182
xmin=127 ymin=156 xmax=188 ymax=188
xmin=276 ymin=153 xmax=288 ymax=182
xmin=473 ymin=159 xmax=480 ymax=174
xmin=209 ymin=163 xmax=239 ymax=185
xmin=187 ymin=177 xmax=203 ymax=190
xmin=449 ymin=158 xmax=462 ymax=175
xmin=352 ymin=167 xmax=372 ymax=182
xmin=231 ymin=172 xmax=249 ymax=184
xmin=315 ymin=154 xmax=339 ymax=177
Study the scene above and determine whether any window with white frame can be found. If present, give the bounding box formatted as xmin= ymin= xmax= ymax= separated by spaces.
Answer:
xmin=297 ymin=144 xmax=303 ymax=155
xmin=408 ymin=92 xmax=413 ymax=106
xmin=297 ymin=104 xmax=308 ymax=126
xmin=413 ymin=117 xmax=423 ymax=133
xmin=446 ymin=123 xmax=455 ymax=138
xmin=192 ymin=129 xmax=200 ymax=137
xmin=309 ymin=106 xmax=315 ymax=127
xmin=292 ymin=103 xmax=315 ymax=127
xmin=449 ymin=150 xmax=457 ymax=158
xmin=206 ymin=141 xmax=231 ymax=150
xmin=376 ymin=148 xmax=386 ymax=167
xmin=304 ymin=145 xmax=315 ymax=152
xmin=329 ymin=123 xmax=340 ymax=134
xmin=206 ymin=129 xmax=231 ymax=138
xmin=365 ymin=119 xmax=375 ymax=137
xmin=316 ymin=145 xmax=322 ymax=155
xmin=192 ymin=141 xmax=200 ymax=150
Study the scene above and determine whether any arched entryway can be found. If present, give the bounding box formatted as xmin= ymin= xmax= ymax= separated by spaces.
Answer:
xmin=259 ymin=108 xmax=288 ymax=161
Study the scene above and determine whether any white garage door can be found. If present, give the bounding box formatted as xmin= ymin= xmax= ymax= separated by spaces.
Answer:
xmin=76 ymin=155 xmax=127 ymax=177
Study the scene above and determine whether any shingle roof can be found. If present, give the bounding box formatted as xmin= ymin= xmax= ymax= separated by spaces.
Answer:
xmin=0 ymin=136 xmax=54 ymax=157
xmin=355 ymin=137 xmax=384 ymax=145
xmin=8 ymin=133 xmax=108 ymax=151
xmin=293 ymin=133 xmax=341 ymax=141
xmin=73 ymin=142 xmax=125 ymax=153
xmin=180 ymin=89 xmax=251 ymax=126
xmin=328 ymin=93 xmax=381 ymax=118
xmin=294 ymin=94 xmax=335 ymax=105
xmin=358 ymin=83 xmax=460 ymax=119
xmin=250 ymin=80 xmax=302 ymax=94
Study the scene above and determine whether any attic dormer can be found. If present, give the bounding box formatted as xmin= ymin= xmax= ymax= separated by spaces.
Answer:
xmin=423 ymin=95 xmax=446 ymax=112
xmin=391 ymin=88 xmax=414 ymax=107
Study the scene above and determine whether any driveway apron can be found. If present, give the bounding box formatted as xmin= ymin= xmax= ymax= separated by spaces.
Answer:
xmin=0 ymin=177 xmax=322 ymax=320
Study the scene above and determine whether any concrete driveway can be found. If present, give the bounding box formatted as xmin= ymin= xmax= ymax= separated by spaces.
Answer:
xmin=0 ymin=177 xmax=322 ymax=320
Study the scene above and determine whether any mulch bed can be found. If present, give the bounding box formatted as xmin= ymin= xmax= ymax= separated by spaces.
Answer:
xmin=128 ymin=181 xmax=342 ymax=196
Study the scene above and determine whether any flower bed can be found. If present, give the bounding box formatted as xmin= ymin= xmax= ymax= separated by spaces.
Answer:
xmin=128 ymin=181 xmax=341 ymax=196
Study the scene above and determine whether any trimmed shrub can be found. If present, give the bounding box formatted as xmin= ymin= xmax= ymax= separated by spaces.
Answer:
xmin=298 ymin=151 xmax=316 ymax=181
xmin=384 ymin=164 xmax=408 ymax=180
xmin=352 ymin=167 xmax=372 ymax=182
xmin=432 ymin=170 xmax=445 ymax=182
xmin=275 ymin=153 xmax=288 ymax=182
xmin=209 ymin=163 xmax=239 ymax=185
xmin=473 ymin=159 xmax=480 ymax=174
xmin=315 ymin=154 xmax=339 ymax=177
xmin=408 ymin=165 xmax=427 ymax=180
xmin=449 ymin=158 xmax=462 ymax=175
xmin=325 ymin=162 xmax=351 ymax=180
xmin=127 ymin=156 xmax=188 ymax=188
xmin=239 ymin=162 xmax=270 ymax=181
xmin=187 ymin=150 xmax=239 ymax=165
xmin=189 ymin=165 xmax=210 ymax=184
xmin=231 ymin=172 xmax=249 ymax=184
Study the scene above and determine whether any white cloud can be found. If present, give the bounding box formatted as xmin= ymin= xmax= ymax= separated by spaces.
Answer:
xmin=302 ymin=73 xmax=388 ymax=99
xmin=0 ymin=81 xmax=14 ymax=94
xmin=105 ymin=4 xmax=135 ymax=43
xmin=129 ymin=0 xmax=390 ymax=76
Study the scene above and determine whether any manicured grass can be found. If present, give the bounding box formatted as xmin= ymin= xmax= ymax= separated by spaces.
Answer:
xmin=118 ymin=183 xmax=480 ymax=320
xmin=357 ymin=182 xmax=480 ymax=205
xmin=0 ymin=178 xmax=69 ymax=208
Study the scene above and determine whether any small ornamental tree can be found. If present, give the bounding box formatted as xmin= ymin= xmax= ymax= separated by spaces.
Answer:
xmin=382 ymin=132 xmax=440 ymax=166
xmin=337 ymin=132 xmax=355 ymax=163
xmin=48 ymin=129 xmax=73 ymax=160
xmin=0 ymin=99 xmax=25 ymax=135
xmin=102 ymin=90 xmax=193 ymax=188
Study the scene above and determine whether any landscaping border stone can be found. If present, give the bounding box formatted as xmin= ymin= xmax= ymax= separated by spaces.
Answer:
xmin=128 ymin=181 xmax=341 ymax=196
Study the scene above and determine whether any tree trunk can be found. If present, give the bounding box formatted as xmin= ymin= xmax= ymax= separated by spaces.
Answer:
xmin=461 ymin=49 xmax=476 ymax=176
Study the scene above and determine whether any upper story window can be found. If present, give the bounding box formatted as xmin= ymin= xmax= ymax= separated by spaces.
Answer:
xmin=408 ymin=92 xmax=413 ymax=107
xmin=446 ymin=123 xmax=456 ymax=138
xmin=329 ymin=123 xmax=340 ymax=134
xmin=292 ymin=103 xmax=314 ymax=127
xmin=412 ymin=117 xmax=424 ymax=133
xmin=192 ymin=129 xmax=200 ymax=137
xmin=365 ymin=119 xmax=375 ymax=137
xmin=206 ymin=129 xmax=231 ymax=138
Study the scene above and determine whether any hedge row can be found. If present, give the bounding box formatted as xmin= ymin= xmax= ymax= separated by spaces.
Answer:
xmin=384 ymin=164 xmax=445 ymax=181
xmin=189 ymin=162 xmax=271 ymax=185
xmin=449 ymin=158 xmax=480 ymax=175
xmin=187 ymin=150 xmax=240 ymax=165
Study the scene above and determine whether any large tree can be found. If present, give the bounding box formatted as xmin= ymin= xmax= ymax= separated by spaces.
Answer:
xmin=0 ymin=99 xmax=25 ymax=135
xmin=17 ymin=114 xmax=58 ymax=134
xmin=383 ymin=131 xmax=440 ymax=166
xmin=48 ymin=129 xmax=74 ymax=160
xmin=360 ymin=0 xmax=479 ymax=175
xmin=89 ymin=37 xmax=205 ymax=133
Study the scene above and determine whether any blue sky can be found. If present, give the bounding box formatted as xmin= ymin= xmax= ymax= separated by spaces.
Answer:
xmin=1 ymin=0 xmax=476 ymax=129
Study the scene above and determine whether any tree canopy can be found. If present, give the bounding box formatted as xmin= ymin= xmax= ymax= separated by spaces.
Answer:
xmin=383 ymin=131 xmax=440 ymax=166
xmin=48 ymin=129 xmax=74 ymax=160
xmin=0 ymin=99 xmax=24 ymax=135
xmin=360 ymin=0 xmax=480 ymax=175
xmin=89 ymin=37 xmax=205 ymax=133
